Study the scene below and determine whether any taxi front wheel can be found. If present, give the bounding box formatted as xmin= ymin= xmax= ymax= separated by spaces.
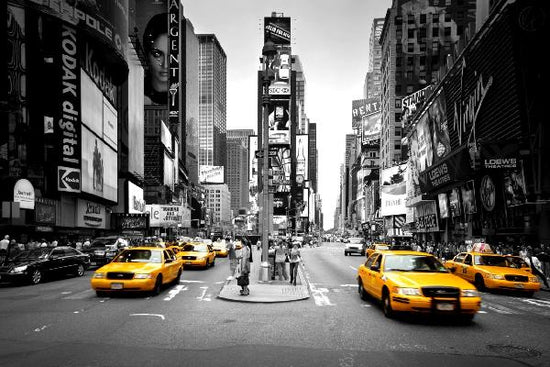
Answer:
xmin=474 ymin=274 xmax=486 ymax=291
xmin=358 ymin=281 xmax=369 ymax=301
xmin=382 ymin=291 xmax=394 ymax=318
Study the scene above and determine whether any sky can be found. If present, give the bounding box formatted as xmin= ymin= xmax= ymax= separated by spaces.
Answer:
xmin=183 ymin=0 xmax=392 ymax=230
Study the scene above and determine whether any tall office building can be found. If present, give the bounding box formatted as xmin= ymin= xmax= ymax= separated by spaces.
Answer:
xmin=308 ymin=123 xmax=318 ymax=193
xmin=198 ymin=34 xmax=227 ymax=176
xmin=379 ymin=0 xmax=476 ymax=168
xmin=185 ymin=19 xmax=200 ymax=185
xmin=293 ymin=55 xmax=308 ymax=134
xmin=364 ymin=18 xmax=385 ymax=99
xmin=204 ymin=183 xmax=231 ymax=227
xmin=227 ymin=129 xmax=254 ymax=214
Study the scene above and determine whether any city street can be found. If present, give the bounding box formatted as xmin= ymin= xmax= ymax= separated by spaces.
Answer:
xmin=0 ymin=242 xmax=549 ymax=367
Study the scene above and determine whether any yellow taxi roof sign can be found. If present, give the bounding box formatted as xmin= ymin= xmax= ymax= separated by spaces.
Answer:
xmin=471 ymin=242 xmax=494 ymax=253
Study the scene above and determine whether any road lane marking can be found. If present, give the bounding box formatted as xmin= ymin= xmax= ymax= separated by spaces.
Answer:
xmin=61 ymin=291 xmax=72 ymax=295
xmin=196 ymin=286 xmax=211 ymax=302
xmin=521 ymin=299 xmax=550 ymax=308
xmin=163 ymin=285 xmax=187 ymax=301
xmin=341 ymin=284 xmax=357 ymax=287
xmin=63 ymin=289 xmax=94 ymax=300
xmin=180 ymin=280 xmax=205 ymax=283
xmin=486 ymin=305 xmax=516 ymax=314
xmin=310 ymin=284 xmax=335 ymax=306
xmin=34 ymin=325 xmax=49 ymax=332
xmin=477 ymin=310 xmax=487 ymax=314
xmin=129 ymin=313 xmax=165 ymax=320
xmin=349 ymin=266 xmax=357 ymax=271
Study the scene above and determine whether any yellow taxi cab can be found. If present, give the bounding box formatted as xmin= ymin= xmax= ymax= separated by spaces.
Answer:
xmin=166 ymin=245 xmax=183 ymax=256
xmin=357 ymin=250 xmax=481 ymax=320
xmin=444 ymin=245 xmax=540 ymax=296
xmin=176 ymin=242 xmax=216 ymax=269
xmin=90 ymin=247 xmax=182 ymax=297
xmin=365 ymin=243 xmax=390 ymax=259
xmin=211 ymin=240 xmax=228 ymax=257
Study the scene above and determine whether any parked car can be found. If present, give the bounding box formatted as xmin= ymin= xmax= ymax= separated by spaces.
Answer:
xmin=0 ymin=246 xmax=90 ymax=285
xmin=82 ymin=236 xmax=128 ymax=267
xmin=91 ymin=247 xmax=182 ymax=297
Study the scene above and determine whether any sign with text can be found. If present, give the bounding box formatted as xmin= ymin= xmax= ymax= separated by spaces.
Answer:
xmin=264 ymin=16 xmax=291 ymax=45
xmin=199 ymin=165 xmax=224 ymax=184
xmin=380 ymin=164 xmax=407 ymax=217
xmin=76 ymin=199 xmax=107 ymax=229
xmin=419 ymin=147 xmax=472 ymax=193
xmin=13 ymin=179 xmax=35 ymax=210
xmin=146 ymin=204 xmax=183 ymax=227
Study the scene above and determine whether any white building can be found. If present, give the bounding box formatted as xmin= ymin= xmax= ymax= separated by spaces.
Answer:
xmin=204 ymin=183 xmax=232 ymax=227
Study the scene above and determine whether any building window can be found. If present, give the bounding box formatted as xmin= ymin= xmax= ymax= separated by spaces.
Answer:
xmin=433 ymin=13 xmax=439 ymax=23
xmin=395 ymin=112 xmax=401 ymax=121
xmin=396 ymin=43 xmax=402 ymax=53
xmin=432 ymin=41 xmax=439 ymax=52
xmin=407 ymin=29 xmax=415 ymax=38
xmin=445 ymin=13 xmax=452 ymax=22
xmin=407 ymin=56 xmax=414 ymax=66
xmin=432 ymin=27 xmax=439 ymax=37
xmin=396 ymin=28 xmax=402 ymax=39
xmin=457 ymin=25 xmax=464 ymax=36
xmin=420 ymin=14 xmax=426 ymax=24
xmin=407 ymin=43 xmax=414 ymax=52
xmin=396 ymin=57 xmax=402 ymax=67
xmin=444 ymin=27 xmax=451 ymax=37
xmin=419 ymin=42 xmax=426 ymax=52
xmin=406 ymin=85 xmax=414 ymax=93
xmin=419 ymin=27 xmax=427 ymax=38
xmin=395 ymin=16 xmax=402 ymax=25
xmin=395 ymin=84 xmax=402 ymax=94
xmin=408 ymin=14 xmax=415 ymax=24
xmin=396 ymin=71 xmax=402 ymax=79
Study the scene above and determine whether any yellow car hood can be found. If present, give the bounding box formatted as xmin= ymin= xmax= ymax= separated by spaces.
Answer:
xmin=97 ymin=262 xmax=161 ymax=273
xmin=386 ymin=272 xmax=475 ymax=289
xmin=476 ymin=266 xmax=532 ymax=275
xmin=178 ymin=251 xmax=206 ymax=257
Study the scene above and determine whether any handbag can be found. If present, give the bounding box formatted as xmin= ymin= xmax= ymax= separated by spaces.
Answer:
xmin=237 ymin=274 xmax=249 ymax=286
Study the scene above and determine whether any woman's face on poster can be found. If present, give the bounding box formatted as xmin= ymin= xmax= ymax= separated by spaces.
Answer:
xmin=148 ymin=33 xmax=168 ymax=92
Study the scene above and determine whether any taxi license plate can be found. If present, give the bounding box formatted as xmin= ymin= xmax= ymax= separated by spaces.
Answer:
xmin=515 ymin=283 xmax=524 ymax=289
xmin=111 ymin=283 xmax=123 ymax=290
xmin=186 ymin=261 xmax=193 ymax=265
xmin=436 ymin=303 xmax=455 ymax=311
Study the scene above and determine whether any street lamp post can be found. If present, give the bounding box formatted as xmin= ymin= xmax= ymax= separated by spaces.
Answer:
xmin=259 ymin=39 xmax=276 ymax=281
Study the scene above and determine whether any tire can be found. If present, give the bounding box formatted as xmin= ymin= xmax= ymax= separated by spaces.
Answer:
xmin=459 ymin=314 xmax=475 ymax=324
xmin=382 ymin=290 xmax=394 ymax=318
xmin=524 ymin=291 xmax=535 ymax=298
xmin=474 ymin=274 xmax=486 ymax=291
xmin=173 ymin=269 xmax=182 ymax=285
xmin=204 ymin=259 xmax=210 ymax=269
xmin=75 ymin=264 xmax=85 ymax=277
xmin=211 ymin=258 xmax=215 ymax=267
xmin=151 ymin=276 xmax=162 ymax=296
xmin=358 ymin=281 xmax=369 ymax=301
xmin=30 ymin=269 xmax=42 ymax=285
xmin=344 ymin=252 xmax=348 ymax=256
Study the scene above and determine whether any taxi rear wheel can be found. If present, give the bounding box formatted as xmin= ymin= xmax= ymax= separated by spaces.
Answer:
xmin=173 ymin=269 xmax=182 ymax=285
xmin=358 ymin=281 xmax=369 ymax=301
xmin=382 ymin=290 xmax=394 ymax=318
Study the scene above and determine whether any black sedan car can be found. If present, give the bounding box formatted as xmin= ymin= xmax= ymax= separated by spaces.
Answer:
xmin=81 ymin=236 xmax=126 ymax=267
xmin=0 ymin=246 xmax=90 ymax=285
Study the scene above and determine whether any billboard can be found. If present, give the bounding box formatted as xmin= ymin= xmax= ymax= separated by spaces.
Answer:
xmin=81 ymin=125 xmax=117 ymax=202
xmin=415 ymin=113 xmax=434 ymax=172
xmin=296 ymin=135 xmax=309 ymax=180
xmin=268 ymin=50 xmax=291 ymax=96
xmin=428 ymin=91 xmax=451 ymax=165
xmin=438 ymin=193 xmax=449 ymax=219
xmin=200 ymin=165 xmax=225 ymax=184
xmin=269 ymin=100 xmax=291 ymax=145
xmin=503 ymin=164 xmax=527 ymax=208
xmin=449 ymin=188 xmax=462 ymax=218
xmin=352 ymin=98 xmax=381 ymax=125
xmin=146 ymin=204 xmax=184 ymax=228
xmin=380 ymin=164 xmax=407 ymax=217
xmin=401 ymin=84 xmax=434 ymax=128
xmin=128 ymin=181 xmax=146 ymax=214
xmin=248 ymin=136 xmax=258 ymax=207
xmin=461 ymin=180 xmax=477 ymax=215
xmin=273 ymin=192 xmax=288 ymax=216
xmin=301 ymin=188 xmax=309 ymax=218
xmin=75 ymin=199 xmax=107 ymax=229
xmin=264 ymin=17 xmax=291 ymax=45
xmin=269 ymin=146 xmax=291 ymax=192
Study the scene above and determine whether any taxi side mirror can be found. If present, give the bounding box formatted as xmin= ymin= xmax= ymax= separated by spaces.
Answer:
xmin=371 ymin=264 xmax=380 ymax=272
xmin=450 ymin=267 xmax=456 ymax=273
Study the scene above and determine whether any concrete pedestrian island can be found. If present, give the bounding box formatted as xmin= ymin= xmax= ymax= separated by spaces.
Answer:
xmin=217 ymin=248 xmax=310 ymax=303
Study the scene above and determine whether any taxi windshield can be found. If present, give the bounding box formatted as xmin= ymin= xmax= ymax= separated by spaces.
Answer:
xmin=476 ymin=255 xmax=528 ymax=268
xmin=182 ymin=244 xmax=208 ymax=252
xmin=114 ymin=249 xmax=162 ymax=263
xmin=384 ymin=255 xmax=448 ymax=273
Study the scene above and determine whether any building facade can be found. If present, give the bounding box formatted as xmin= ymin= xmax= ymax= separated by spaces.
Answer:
xmin=204 ymin=183 xmax=231 ymax=228
xmin=227 ymin=129 xmax=254 ymax=215
xmin=364 ymin=18 xmax=385 ymax=99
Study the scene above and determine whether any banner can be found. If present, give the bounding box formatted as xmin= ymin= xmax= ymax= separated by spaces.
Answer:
xmin=199 ymin=165 xmax=224 ymax=184
xmin=268 ymin=50 xmax=291 ymax=96
xmin=415 ymin=113 xmax=433 ymax=172
xmin=503 ymin=163 xmax=527 ymax=207
xmin=428 ymin=91 xmax=451 ymax=165
xmin=168 ymin=0 xmax=180 ymax=126
xmin=264 ymin=16 xmax=291 ymax=45
xmin=438 ymin=193 xmax=449 ymax=219
xmin=449 ymin=188 xmax=462 ymax=218
xmin=296 ymin=135 xmax=308 ymax=180
xmin=401 ymin=84 xmax=433 ymax=128
xmin=380 ymin=164 xmax=407 ymax=217
xmin=480 ymin=175 xmax=496 ymax=212
xmin=248 ymin=136 xmax=258 ymax=207
xmin=146 ymin=204 xmax=183 ymax=227
xmin=269 ymin=146 xmax=291 ymax=192
xmin=461 ymin=180 xmax=477 ymax=215
xmin=268 ymin=100 xmax=291 ymax=145
xmin=415 ymin=201 xmax=439 ymax=232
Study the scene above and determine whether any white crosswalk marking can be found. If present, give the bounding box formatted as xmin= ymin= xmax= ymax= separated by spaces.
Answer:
xmin=163 ymin=285 xmax=187 ymax=301
xmin=521 ymin=298 xmax=550 ymax=308
xmin=63 ymin=289 xmax=94 ymax=299
xmin=310 ymin=284 xmax=335 ymax=306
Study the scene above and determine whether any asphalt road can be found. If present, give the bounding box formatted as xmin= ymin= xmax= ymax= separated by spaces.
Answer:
xmin=0 ymin=242 xmax=549 ymax=367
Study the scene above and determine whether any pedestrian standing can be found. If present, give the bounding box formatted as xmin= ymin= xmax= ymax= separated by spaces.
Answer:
xmin=226 ymin=237 xmax=238 ymax=280
xmin=238 ymin=241 xmax=251 ymax=296
xmin=288 ymin=243 xmax=301 ymax=286
xmin=274 ymin=240 xmax=288 ymax=281
xmin=527 ymin=248 xmax=549 ymax=288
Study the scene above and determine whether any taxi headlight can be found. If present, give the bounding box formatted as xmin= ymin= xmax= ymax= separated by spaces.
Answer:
xmin=490 ymin=274 xmax=505 ymax=280
xmin=134 ymin=273 xmax=153 ymax=279
xmin=529 ymin=276 xmax=539 ymax=283
xmin=11 ymin=265 xmax=28 ymax=273
xmin=461 ymin=289 xmax=480 ymax=297
xmin=395 ymin=287 xmax=422 ymax=296
xmin=94 ymin=250 xmax=105 ymax=256
xmin=93 ymin=272 xmax=105 ymax=279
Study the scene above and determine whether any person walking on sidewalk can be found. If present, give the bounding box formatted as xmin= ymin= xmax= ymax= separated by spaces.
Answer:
xmin=238 ymin=242 xmax=251 ymax=296
xmin=288 ymin=243 xmax=302 ymax=286
xmin=274 ymin=240 xmax=288 ymax=281
xmin=226 ymin=237 xmax=238 ymax=280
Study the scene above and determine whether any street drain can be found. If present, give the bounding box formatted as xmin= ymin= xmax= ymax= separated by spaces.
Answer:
xmin=487 ymin=344 xmax=542 ymax=359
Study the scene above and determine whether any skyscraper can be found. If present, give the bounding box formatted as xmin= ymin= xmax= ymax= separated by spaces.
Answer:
xmin=364 ymin=18 xmax=385 ymax=99
xmin=293 ymin=55 xmax=308 ymax=134
xmin=198 ymin=34 xmax=227 ymax=177
xmin=227 ymin=129 xmax=255 ymax=214
xmin=185 ymin=19 xmax=200 ymax=185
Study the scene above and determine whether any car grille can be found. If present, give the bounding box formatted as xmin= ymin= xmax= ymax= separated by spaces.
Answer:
xmin=181 ymin=256 xmax=196 ymax=260
xmin=422 ymin=287 xmax=460 ymax=298
xmin=504 ymin=274 xmax=528 ymax=282
xmin=106 ymin=272 xmax=134 ymax=280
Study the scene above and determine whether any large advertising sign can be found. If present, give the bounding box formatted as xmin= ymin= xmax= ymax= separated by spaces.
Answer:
xmin=199 ymin=165 xmax=225 ymax=184
xmin=406 ymin=131 xmax=422 ymax=204
xmin=352 ymin=98 xmax=381 ymax=146
xmin=264 ymin=17 xmax=291 ymax=45
xmin=268 ymin=50 xmax=291 ymax=96
xmin=415 ymin=201 xmax=439 ymax=232
xmin=136 ymin=0 xmax=181 ymax=109
xmin=57 ymin=24 xmax=82 ymax=189
xmin=428 ymin=91 xmax=451 ymax=165
xmin=248 ymin=136 xmax=258 ymax=207
xmin=146 ymin=204 xmax=183 ymax=228
xmin=461 ymin=180 xmax=477 ymax=215
xmin=419 ymin=147 xmax=473 ymax=192
xmin=27 ymin=0 xmax=129 ymax=61
xmin=401 ymin=84 xmax=433 ymax=128
xmin=352 ymin=98 xmax=380 ymax=125
xmin=415 ymin=113 xmax=434 ymax=173
xmin=269 ymin=100 xmax=291 ymax=145
xmin=81 ymin=126 xmax=117 ymax=202
xmin=296 ymin=135 xmax=309 ymax=180
xmin=503 ymin=163 xmax=527 ymax=208
xmin=301 ymin=188 xmax=309 ymax=218
xmin=269 ymin=146 xmax=291 ymax=192
xmin=380 ymin=164 xmax=407 ymax=217
xmin=76 ymin=199 xmax=107 ymax=229
xmin=13 ymin=179 xmax=35 ymax=210
xmin=273 ymin=192 xmax=288 ymax=216
xmin=128 ymin=181 xmax=146 ymax=214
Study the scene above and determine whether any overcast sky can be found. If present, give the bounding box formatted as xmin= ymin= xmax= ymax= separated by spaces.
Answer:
xmin=183 ymin=0 xmax=392 ymax=230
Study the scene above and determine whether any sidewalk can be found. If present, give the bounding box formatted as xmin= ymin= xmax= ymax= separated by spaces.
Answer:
xmin=217 ymin=248 xmax=310 ymax=303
